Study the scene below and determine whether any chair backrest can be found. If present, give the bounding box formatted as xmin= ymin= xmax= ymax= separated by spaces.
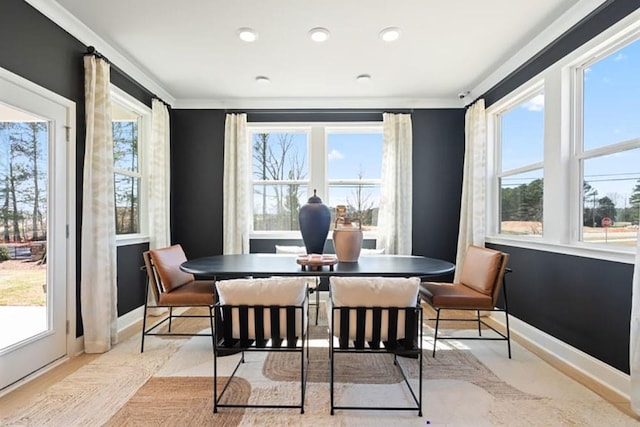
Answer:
xmin=459 ymin=245 xmax=509 ymax=305
xmin=216 ymin=277 xmax=308 ymax=341
xmin=329 ymin=276 xmax=420 ymax=341
xmin=142 ymin=251 xmax=162 ymax=304
xmin=146 ymin=244 xmax=195 ymax=296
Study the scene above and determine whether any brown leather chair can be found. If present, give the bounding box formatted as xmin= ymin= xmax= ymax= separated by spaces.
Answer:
xmin=140 ymin=244 xmax=215 ymax=352
xmin=328 ymin=277 xmax=423 ymax=416
xmin=420 ymin=245 xmax=511 ymax=358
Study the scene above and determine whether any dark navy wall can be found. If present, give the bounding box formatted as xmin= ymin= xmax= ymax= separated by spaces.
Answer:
xmin=117 ymin=243 xmax=150 ymax=316
xmin=170 ymin=110 xmax=226 ymax=259
xmin=170 ymin=109 xmax=465 ymax=266
xmin=488 ymin=244 xmax=633 ymax=373
xmin=411 ymin=109 xmax=465 ymax=263
xmin=1 ymin=0 xmax=157 ymax=336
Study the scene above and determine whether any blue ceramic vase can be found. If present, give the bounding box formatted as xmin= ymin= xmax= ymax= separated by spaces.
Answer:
xmin=298 ymin=189 xmax=331 ymax=254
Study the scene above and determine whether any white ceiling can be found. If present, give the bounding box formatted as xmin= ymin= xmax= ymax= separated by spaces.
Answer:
xmin=33 ymin=0 xmax=603 ymax=108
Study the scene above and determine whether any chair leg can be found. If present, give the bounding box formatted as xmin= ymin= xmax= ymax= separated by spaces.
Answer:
xmin=503 ymin=278 xmax=512 ymax=359
xmin=300 ymin=333 xmax=305 ymax=414
xmin=208 ymin=305 xmax=215 ymax=348
xmin=418 ymin=307 xmax=423 ymax=417
xmin=140 ymin=281 xmax=150 ymax=353
xmin=213 ymin=317 xmax=218 ymax=414
xmin=432 ymin=309 xmax=441 ymax=357
xmin=168 ymin=307 xmax=173 ymax=332
xmin=477 ymin=310 xmax=482 ymax=336
xmin=330 ymin=318 xmax=335 ymax=416
xmin=315 ymin=277 xmax=320 ymax=326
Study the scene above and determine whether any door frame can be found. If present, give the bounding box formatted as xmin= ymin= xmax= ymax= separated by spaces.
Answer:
xmin=0 ymin=66 xmax=77 ymax=391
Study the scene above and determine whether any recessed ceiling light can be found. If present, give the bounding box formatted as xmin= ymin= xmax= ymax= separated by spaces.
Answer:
xmin=379 ymin=27 xmax=400 ymax=42
xmin=309 ymin=27 xmax=330 ymax=42
xmin=255 ymin=75 xmax=271 ymax=84
xmin=237 ymin=27 xmax=258 ymax=42
xmin=356 ymin=74 xmax=371 ymax=83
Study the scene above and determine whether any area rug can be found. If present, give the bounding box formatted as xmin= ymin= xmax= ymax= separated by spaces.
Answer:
xmin=105 ymin=377 xmax=249 ymax=427
xmin=2 ymin=304 xmax=639 ymax=426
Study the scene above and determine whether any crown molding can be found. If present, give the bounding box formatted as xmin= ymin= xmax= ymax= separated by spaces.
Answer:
xmin=469 ymin=0 xmax=607 ymax=103
xmin=173 ymin=97 xmax=465 ymax=110
xmin=25 ymin=0 xmax=176 ymax=105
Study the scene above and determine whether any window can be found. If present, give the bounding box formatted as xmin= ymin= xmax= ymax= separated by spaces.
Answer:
xmin=249 ymin=124 xmax=383 ymax=235
xmin=575 ymin=36 xmax=640 ymax=247
xmin=111 ymin=88 xmax=149 ymax=237
xmin=326 ymin=130 xmax=382 ymax=231
xmin=495 ymin=85 xmax=545 ymax=237
xmin=252 ymin=129 xmax=308 ymax=231
xmin=487 ymin=17 xmax=640 ymax=262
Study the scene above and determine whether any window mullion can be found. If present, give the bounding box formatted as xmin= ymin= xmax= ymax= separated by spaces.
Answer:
xmin=308 ymin=126 xmax=326 ymax=199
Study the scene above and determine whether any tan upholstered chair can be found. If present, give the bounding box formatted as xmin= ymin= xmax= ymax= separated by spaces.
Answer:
xmin=213 ymin=277 xmax=309 ymax=413
xmin=420 ymin=245 xmax=511 ymax=358
xmin=328 ymin=277 xmax=423 ymax=416
xmin=140 ymin=244 xmax=215 ymax=352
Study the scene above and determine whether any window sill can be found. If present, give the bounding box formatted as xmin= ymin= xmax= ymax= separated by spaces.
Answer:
xmin=116 ymin=234 xmax=150 ymax=247
xmin=485 ymin=235 xmax=635 ymax=265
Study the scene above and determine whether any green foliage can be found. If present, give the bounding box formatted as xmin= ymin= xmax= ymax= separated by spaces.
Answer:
xmin=0 ymin=245 xmax=10 ymax=261
xmin=501 ymin=178 xmax=543 ymax=222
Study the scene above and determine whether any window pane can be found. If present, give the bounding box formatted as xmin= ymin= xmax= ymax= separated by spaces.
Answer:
xmin=252 ymin=132 xmax=308 ymax=181
xmin=500 ymin=91 xmax=544 ymax=171
xmin=327 ymin=132 xmax=382 ymax=180
xmin=583 ymin=39 xmax=640 ymax=151
xmin=582 ymin=149 xmax=640 ymax=246
xmin=328 ymin=184 xmax=379 ymax=230
xmin=499 ymin=170 xmax=543 ymax=236
xmin=253 ymin=183 xmax=307 ymax=231
xmin=114 ymin=174 xmax=140 ymax=234
xmin=112 ymin=120 xmax=138 ymax=172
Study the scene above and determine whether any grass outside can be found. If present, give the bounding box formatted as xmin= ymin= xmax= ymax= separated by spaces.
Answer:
xmin=0 ymin=260 xmax=46 ymax=306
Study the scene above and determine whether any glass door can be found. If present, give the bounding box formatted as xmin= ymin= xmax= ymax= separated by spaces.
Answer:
xmin=0 ymin=72 xmax=70 ymax=391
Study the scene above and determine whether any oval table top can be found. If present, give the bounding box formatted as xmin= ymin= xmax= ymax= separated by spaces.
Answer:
xmin=181 ymin=253 xmax=455 ymax=279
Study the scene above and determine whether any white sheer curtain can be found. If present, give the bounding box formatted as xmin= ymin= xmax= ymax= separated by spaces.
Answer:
xmin=81 ymin=55 xmax=117 ymax=353
xmin=454 ymin=99 xmax=487 ymax=281
xmin=377 ymin=113 xmax=413 ymax=255
xmin=223 ymin=113 xmax=250 ymax=254
xmin=148 ymin=99 xmax=171 ymax=249
xmin=146 ymin=99 xmax=171 ymax=316
xmin=631 ymin=241 xmax=640 ymax=414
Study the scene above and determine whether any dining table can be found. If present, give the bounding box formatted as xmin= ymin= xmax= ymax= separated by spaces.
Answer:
xmin=180 ymin=253 xmax=455 ymax=279
xmin=181 ymin=253 xmax=455 ymax=356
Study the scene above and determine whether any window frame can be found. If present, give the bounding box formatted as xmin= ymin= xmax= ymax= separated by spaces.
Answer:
xmin=486 ymin=10 xmax=640 ymax=264
xmin=110 ymin=85 xmax=151 ymax=245
xmin=488 ymin=80 xmax=545 ymax=241
xmin=247 ymin=121 xmax=383 ymax=240
xmin=571 ymin=31 xmax=640 ymax=250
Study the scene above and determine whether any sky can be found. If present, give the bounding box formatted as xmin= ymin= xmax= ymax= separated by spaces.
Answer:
xmin=501 ymin=36 xmax=640 ymax=208
xmin=251 ymin=131 xmax=382 ymax=213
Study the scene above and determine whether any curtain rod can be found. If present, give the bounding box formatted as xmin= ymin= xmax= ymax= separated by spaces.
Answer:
xmin=228 ymin=108 xmax=414 ymax=114
xmin=84 ymin=46 xmax=171 ymax=109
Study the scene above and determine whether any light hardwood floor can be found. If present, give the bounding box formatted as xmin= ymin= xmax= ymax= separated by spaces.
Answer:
xmin=0 ymin=308 xmax=637 ymax=421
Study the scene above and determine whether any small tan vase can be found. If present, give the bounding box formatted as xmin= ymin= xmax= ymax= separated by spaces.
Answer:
xmin=332 ymin=227 xmax=363 ymax=262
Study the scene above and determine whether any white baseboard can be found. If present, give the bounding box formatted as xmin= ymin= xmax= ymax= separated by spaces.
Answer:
xmin=117 ymin=305 xmax=145 ymax=334
xmin=490 ymin=313 xmax=630 ymax=400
